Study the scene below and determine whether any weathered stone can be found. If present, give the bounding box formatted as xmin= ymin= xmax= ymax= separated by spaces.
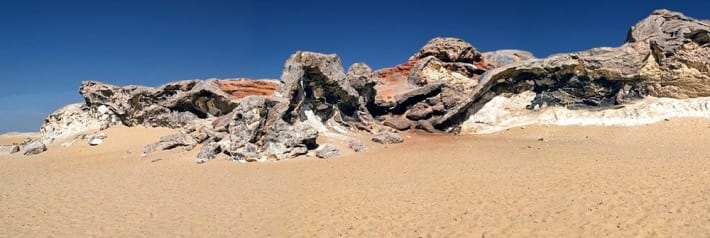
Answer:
xmin=371 ymin=132 xmax=404 ymax=144
xmin=410 ymin=37 xmax=481 ymax=63
xmin=408 ymin=56 xmax=482 ymax=89
xmin=416 ymin=120 xmax=437 ymax=133
xmin=40 ymin=103 xmax=117 ymax=143
xmin=279 ymin=51 xmax=374 ymax=126
xmin=436 ymin=10 xmax=710 ymax=130
xmin=481 ymin=50 xmax=535 ymax=69
xmin=24 ymin=141 xmax=47 ymax=155
xmin=348 ymin=139 xmax=367 ymax=152
xmin=0 ymin=145 xmax=21 ymax=156
xmin=220 ymin=96 xmax=319 ymax=162
xmin=145 ymin=111 xmax=198 ymax=128
xmin=196 ymin=142 xmax=221 ymax=164
xmin=217 ymin=78 xmax=280 ymax=99
xmin=382 ymin=117 xmax=411 ymax=131
xmin=346 ymin=62 xmax=377 ymax=105
xmin=89 ymin=138 xmax=103 ymax=146
xmin=406 ymin=103 xmax=433 ymax=120
xmin=144 ymin=132 xmax=198 ymax=154
xmin=316 ymin=144 xmax=340 ymax=158
xmin=79 ymin=79 xmax=240 ymax=127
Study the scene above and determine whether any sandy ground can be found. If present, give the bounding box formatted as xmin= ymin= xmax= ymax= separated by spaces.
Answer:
xmin=0 ymin=120 xmax=709 ymax=237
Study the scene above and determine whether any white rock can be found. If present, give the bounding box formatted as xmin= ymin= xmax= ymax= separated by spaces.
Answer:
xmin=461 ymin=91 xmax=710 ymax=134
xmin=89 ymin=138 xmax=103 ymax=146
xmin=40 ymin=103 xmax=115 ymax=143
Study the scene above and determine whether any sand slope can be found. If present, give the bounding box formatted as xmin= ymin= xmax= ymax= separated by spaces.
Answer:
xmin=1 ymin=121 xmax=709 ymax=237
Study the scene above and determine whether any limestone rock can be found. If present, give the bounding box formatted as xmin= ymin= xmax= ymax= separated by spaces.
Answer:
xmin=196 ymin=142 xmax=221 ymax=164
xmin=410 ymin=37 xmax=481 ymax=63
xmin=40 ymin=103 xmax=117 ymax=143
xmin=437 ymin=9 xmax=710 ymax=130
xmin=316 ymin=144 xmax=340 ymax=158
xmin=144 ymin=132 xmax=198 ymax=154
xmin=88 ymin=133 xmax=106 ymax=146
xmin=371 ymin=132 xmax=404 ymax=144
xmin=223 ymin=96 xmax=319 ymax=162
xmin=89 ymin=138 xmax=103 ymax=146
xmin=24 ymin=141 xmax=47 ymax=155
xmin=481 ymin=50 xmax=536 ymax=69
xmin=279 ymin=51 xmax=375 ymax=128
xmin=346 ymin=62 xmax=377 ymax=105
xmin=0 ymin=145 xmax=21 ymax=156
xmin=348 ymin=138 xmax=367 ymax=152
xmin=79 ymin=79 xmax=240 ymax=127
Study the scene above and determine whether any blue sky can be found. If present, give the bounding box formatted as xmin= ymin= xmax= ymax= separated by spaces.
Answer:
xmin=1 ymin=0 xmax=708 ymax=133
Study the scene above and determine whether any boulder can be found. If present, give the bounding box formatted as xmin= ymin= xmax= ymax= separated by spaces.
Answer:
xmin=371 ymin=132 xmax=404 ymax=144
xmin=410 ymin=37 xmax=481 ymax=63
xmin=316 ymin=144 xmax=340 ymax=158
xmin=346 ymin=62 xmax=377 ymax=105
xmin=348 ymin=139 xmax=367 ymax=152
xmin=0 ymin=145 xmax=21 ymax=156
xmin=87 ymin=133 xmax=106 ymax=146
xmin=24 ymin=141 xmax=47 ymax=155
xmin=144 ymin=132 xmax=198 ymax=154
xmin=89 ymin=138 xmax=103 ymax=146
xmin=382 ymin=117 xmax=411 ymax=131
xmin=196 ymin=142 xmax=222 ymax=164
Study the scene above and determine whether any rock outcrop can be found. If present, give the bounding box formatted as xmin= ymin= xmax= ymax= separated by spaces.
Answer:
xmin=442 ymin=9 xmax=710 ymax=131
xmin=217 ymin=79 xmax=280 ymax=99
xmin=33 ymin=9 xmax=710 ymax=161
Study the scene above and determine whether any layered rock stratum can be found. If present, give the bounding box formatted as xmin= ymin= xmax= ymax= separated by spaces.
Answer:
xmin=13 ymin=9 xmax=709 ymax=162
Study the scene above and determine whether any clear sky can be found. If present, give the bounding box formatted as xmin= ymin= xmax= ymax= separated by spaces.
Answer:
xmin=1 ymin=0 xmax=708 ymax=133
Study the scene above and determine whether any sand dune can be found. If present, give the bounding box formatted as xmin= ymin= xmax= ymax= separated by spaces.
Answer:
xmin=1 ymin=120 xmax=709 ymax=237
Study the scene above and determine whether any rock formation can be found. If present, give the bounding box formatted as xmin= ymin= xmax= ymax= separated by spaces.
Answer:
xmin=27 ymin=9 xmax=709 ymax=163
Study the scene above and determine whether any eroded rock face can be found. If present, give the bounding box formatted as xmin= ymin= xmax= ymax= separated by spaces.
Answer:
xmin=217 ymin=79 xmax=280 ymax=99
xmin=221 ymin=96 xmax=319 ymax=161
xmin=280 ymin=52 xmax=374 ymax=126
xmin=31 ymin=9 xmax=710 ymax=160
xmin=372 ymin=38 xmax=489 ymax=131
xmin=80 ymin=80 xmax=240 ymax=128
xmin=40 ymin=103 xmax=118 ymax=143
xmin=440 ymin=9 xmax=710 ymax=131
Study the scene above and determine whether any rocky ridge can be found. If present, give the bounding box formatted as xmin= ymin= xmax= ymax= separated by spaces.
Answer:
xmin=13 ymin=9 xmax=708 ymax=163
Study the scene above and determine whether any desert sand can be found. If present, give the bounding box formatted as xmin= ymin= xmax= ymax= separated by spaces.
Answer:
xmin=1 ymin=119 xmax=709 ymax=237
